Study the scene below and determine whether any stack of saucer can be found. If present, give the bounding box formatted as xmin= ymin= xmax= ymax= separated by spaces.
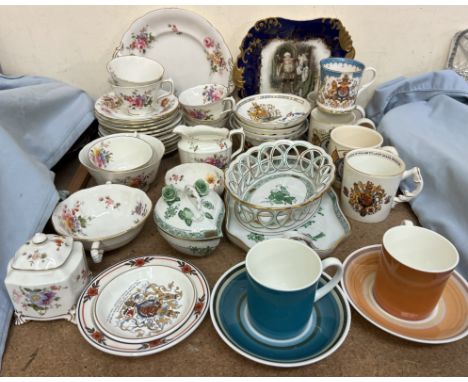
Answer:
xmin=95 ymin=93 xmax=182 ymax=154
xmin=230 ymin=93 xmax=312 ymax=147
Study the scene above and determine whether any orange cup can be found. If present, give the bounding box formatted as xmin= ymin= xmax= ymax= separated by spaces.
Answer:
xmin=373 ymin=221 xmax=459 ymax=321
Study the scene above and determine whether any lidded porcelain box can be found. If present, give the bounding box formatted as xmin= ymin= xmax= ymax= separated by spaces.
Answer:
xmin=4 ymin=233 xmax=90 ymax=325
xmin=154 ymin=179 xmax=225 ymax=256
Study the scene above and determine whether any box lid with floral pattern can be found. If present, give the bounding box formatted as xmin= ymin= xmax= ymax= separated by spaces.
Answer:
xmin=11 ymin=233 xmax=74 ymax=271
xmin=154 ymin=180 xmax=225 ymax=240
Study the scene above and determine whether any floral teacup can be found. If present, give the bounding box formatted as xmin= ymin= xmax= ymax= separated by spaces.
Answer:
xmin=179 ymin=84 xmax=235 ymax=121
xmin=111 ymin=80 xmax=174 ymax=116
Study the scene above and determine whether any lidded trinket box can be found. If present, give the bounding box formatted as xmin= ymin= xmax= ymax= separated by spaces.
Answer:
xmin=4 ymin=233 xmax=90 ymax=325
xmin=154 ymin=179 xmax=225 ymax=256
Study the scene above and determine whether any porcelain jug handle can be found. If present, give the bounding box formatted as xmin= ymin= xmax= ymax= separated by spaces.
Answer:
xmin=357 ymin=67 xmax=377 ymax=97
xmin=155 ymin=78 xmax=175 ymax=103
xmin=355 ymin=105 xmax=366 ymax=119
xmin=392 ymin=167 xmax=424 ymax=206
xmin=90 ymin=241 xmax=104 ymax=263
xmin=229 ymin=128 xmax=245 ymax=159
xmin=315 ymin=257 xmax=343 ymax=302
xmin=282 ymin=231 xmax=321 ymax=253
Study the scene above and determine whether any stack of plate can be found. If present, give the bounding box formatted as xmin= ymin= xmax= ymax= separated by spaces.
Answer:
xmin=95 ymin=93 xmax=182 ymax=154
xmin=230 ymin=93 xmax=312 ymax=147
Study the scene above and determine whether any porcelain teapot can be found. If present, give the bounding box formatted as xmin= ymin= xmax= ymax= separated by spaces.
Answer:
xmin=174 ymin=125 xmax=245 ymax=169
xmin=4 ymin=233 xmax=90 ymax=325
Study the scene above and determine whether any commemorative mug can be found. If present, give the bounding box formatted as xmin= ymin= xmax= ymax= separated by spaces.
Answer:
xmin=317 ymin=57 xmax=377 ymax=114
xmin=341 ymin=148 xmax=424 ymax=223
xmin=245 ymin=238 xmax=343 ymax=339
xmin=309 ymin=106 xmax=375 ymax=151
xmin=111 ymin=80 xmax=175 ymax=116
xmin=328 ymin=125 xmax=384 ymax=186
xmin=374 ymin=220 xmax=459 ymax=321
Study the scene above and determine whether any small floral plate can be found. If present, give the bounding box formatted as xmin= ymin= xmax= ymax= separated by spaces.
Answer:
xmin=76 ymin=255 xmax=209 ymax=357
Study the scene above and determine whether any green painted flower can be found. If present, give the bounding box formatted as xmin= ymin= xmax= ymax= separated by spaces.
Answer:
xmin=194 ymin=179 xmax=209 ymax=196
xmin=178 ymin=208 xmax=194 ymax=226
xmin=162 ymin=185 xmax=180 ymax=205
xmin=202 ymin=200 xmax=214 ymax=210
xmin=247 ymin=232 xmax=265 ymax=242
xmin=164 ymin=204 xmax=179 ymax=219
xmin=266 ymin=185 xmax=296 ymax=205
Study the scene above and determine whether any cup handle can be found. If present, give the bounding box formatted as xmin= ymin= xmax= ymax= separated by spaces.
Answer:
xmin=355 ymin=117 xmax=376 ymax=130
xmin=355 ymin=105 xmax=366 ymax=119
xmin=315 ymin=257 xmax=343 ymax=302
xmin=401 ymin=219 xmax=414 ymax=226
xmin=222 ymin=97 xmax=236 ymax=112
xmin=229 ymin=128 xmax=245 ymax=159
xmin=357 ymin=67 xmax=377 ymax=97
xmin=90 ymin=241 xmax=104 ymax=263
xmin=380 ymin=145 xmax=399 ymax=156
xmin=393 ymin=167 xmax=424 ymax=206
xmin=155 ymin=79 xmax=175 ymax=102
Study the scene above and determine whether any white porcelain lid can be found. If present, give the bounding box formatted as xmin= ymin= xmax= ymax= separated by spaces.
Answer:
xmin=154 ymin=181 xmax=225 ymax=240
xmin=12 ymin=233 xmax=73 ymax=271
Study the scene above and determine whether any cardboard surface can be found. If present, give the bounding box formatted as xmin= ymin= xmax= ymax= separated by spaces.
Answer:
xmin=2 ymin=153 xmax=467 ymax=376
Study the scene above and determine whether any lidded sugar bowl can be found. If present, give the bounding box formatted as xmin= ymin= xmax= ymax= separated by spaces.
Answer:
xmin=4 ymin=233 xmax=90 ymax=325
xmin=154 ymin=179 xmax=225 ymax=256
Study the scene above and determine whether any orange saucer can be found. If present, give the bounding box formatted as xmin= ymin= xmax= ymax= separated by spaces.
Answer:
xmin=341 ymin=245 xmax=468 ymax=344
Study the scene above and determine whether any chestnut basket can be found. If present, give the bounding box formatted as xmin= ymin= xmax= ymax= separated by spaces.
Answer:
xmin=225 ymin=140 xmax=335 ymax=232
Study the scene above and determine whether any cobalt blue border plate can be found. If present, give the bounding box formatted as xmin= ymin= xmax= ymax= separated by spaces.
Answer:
xmin=234 ymin=17 xmax=355 ymax=98
xmin=210 ymin=261 xmax=351 ymax=368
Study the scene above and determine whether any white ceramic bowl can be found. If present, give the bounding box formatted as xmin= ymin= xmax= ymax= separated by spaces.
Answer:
xmin=87 ymin=135 xmax=153 ymax=172
xmin=107 ymin=56 xmax=165 ymax=86
xmin=234 ymin=93 xmax=312 ymax=129
xmin=52 ymin=184 xmax=152 ymax=263
xmin=165 ymin=163 xmax=224 ymax=195
xmin=79 ymin=133 xmax=165 ymax=191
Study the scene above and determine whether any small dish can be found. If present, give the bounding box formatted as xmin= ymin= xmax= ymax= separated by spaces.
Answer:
xmin=52 ymin=184 xmax=152 ymax=263
xmin=88 ymin=136 xmax=153 ymax=172
xmin=210 ymin=262 xmax=351 ymax=368
xmin=225 ymin=188 xmax=350 ymax=257
xmin=76 ymin=255 xmax=209 ymax=357
xmin=234 ymin=93 xmax=311 ymax=129
xmin=165 ymin=163 xmax=224 ymax=195
xmin=341 ymin=245 xmax=468 ymax=344
xmin=93 ymin=263 xmax=197 ymax=343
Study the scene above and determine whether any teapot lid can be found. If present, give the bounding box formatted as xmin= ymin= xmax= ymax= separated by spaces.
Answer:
xmin=12 ymin=233 xmax=73 ymax=271
xmin=154 ymin=180 xmax=225 ymax=240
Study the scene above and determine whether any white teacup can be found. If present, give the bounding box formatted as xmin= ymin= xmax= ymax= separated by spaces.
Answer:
xmin=308 ymin=106 xmax=375 ymax=151
xmin=111 ymin=80 xmax=174 ymax=116
xmin=328 ymin=125 xmax=390 ymax=187
xmin=107 ymin=56 xmax=165 ymax=86
xmin=341 ymin=148 xmax=424 ymax=223
xmin=179 ymin=84 xmax=235 ymax=121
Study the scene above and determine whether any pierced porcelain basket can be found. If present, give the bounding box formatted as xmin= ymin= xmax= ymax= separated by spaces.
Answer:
xmin=224 ymin=140 xmax=335 ymax=233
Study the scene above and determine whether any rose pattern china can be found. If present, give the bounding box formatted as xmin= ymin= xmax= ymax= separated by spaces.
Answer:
xmin=4 ymin=233 xmax=90 ymax=325
xmin=174 ymin=125 xmax=245 ymax=169
xmin=165 ymin=163 xmax=225 ymax=195
xmin=52 ymin=184 xmax=152 ymax=263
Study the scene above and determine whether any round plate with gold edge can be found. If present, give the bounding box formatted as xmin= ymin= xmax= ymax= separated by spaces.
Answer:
xmin=341 ymin=244 xmax=468 ymax=344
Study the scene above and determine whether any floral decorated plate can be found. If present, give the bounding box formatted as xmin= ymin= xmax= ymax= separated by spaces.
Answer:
xmin=225 ymin=188 xmax=351 ymax=256
xmin=114 ymin=8 xmax=233 ymax=95
xmin=234 ymin=17 xmax=354 ymax=98
xmin=96 ymin=111 xmax=182 ymax=130
xmin=95 ymin=93 xmax=179 ymax=122
xmin=234 ymin=94 xmax=312 ymax=129
xmin=76 ymin=255 xmax=209 ymax=356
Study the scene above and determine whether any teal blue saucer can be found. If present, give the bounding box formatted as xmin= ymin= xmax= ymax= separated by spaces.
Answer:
xmin=210 ymin=262 xmax=351 ymax=368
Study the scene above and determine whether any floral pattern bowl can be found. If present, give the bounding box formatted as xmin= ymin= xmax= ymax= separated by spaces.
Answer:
xmin=165 ymin=163 xmax=225 ymax=195
xmin=87 ymin=135 xmax=153 ymax=172
xmin=52 ymin=184 xmax=152 ymax=263
xmin=79 ymin=133 xmax=165 ymax=191
xmin=154 ymin=180 xmax=225 ymax=256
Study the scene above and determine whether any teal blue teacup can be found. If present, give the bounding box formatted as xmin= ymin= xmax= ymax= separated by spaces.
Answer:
xmin=245 ymin=238 xmax=343 ymax=339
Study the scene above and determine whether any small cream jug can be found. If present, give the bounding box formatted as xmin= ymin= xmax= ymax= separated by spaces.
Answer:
xmin=174 ymin=125 xmax=245 ymax=169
